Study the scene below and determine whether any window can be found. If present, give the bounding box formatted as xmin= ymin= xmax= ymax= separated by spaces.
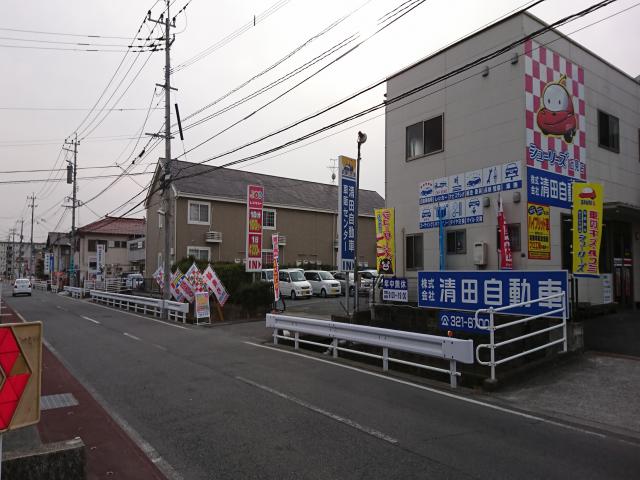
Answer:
xmin=262 ymin=250 xmax=273 ymax=266
xmin=405 ymin=114 xmax=444 ymax=160
xmin=263 ymin=209 xmax=276 ymax=229
xmin=188 ymin=201 xmax=210 ymax=225
xmin=446 ymin=230 xmax=466 ymax=254
xmin=496 ymin=223 xmax=521 ymax=252
xmin=88 ymin=240 xmax=107 ymax=252
xmin=112 ymin=241 xmax=126 ymax=248
xmin=405 ymin=233 xmax=423 ymax=269
xmin=187 ymin=246 xmax=210 ymax=261
xmin=598 ymin=110 xmax=620 ymax=153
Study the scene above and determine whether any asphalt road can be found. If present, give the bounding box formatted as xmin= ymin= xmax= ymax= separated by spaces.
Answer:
xmin=4 ymin=288 xmax=639 ymax=480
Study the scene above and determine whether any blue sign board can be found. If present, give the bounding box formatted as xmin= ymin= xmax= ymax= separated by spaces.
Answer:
xmin=418 ymin=270 xmax=568 ymax=318
xmin=438 ymin=310 xmax=490 ymax=335
xmin=49 ymin=254 xmax=55 ymax=273
xmin=527 ymin=167 xmax=582 ymax=209
xmin=338 ymin=157 xmax=357 ymax=271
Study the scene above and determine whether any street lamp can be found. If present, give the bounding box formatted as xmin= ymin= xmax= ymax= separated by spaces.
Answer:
xmin=353 ymin=131 xmax=366 ymax=315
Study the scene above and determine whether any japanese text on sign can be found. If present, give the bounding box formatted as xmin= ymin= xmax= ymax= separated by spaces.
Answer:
xmin=382 ymin=277 xmax=408 ymax=302
xmin=527 ymin=203 xmax=550 ymax=260
xmin=572 ymin=183 xmax=603 ymax=277
xmin=245 ymin=184 xmax=264 ymax=272
xmin=527 ymin=168 xmax=581 ymax=209
xmin=417 ymin=270 xmax=568 ymax=318
xmin=338 ymin=155 xmax=357 ymax=271
xmin=375 ymin=208 xmax=395 ymax=274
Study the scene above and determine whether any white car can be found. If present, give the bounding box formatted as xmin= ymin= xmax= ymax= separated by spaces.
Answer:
xmin=278 ymin=269 xmax=312 ymax=300
xmin=304 ymin=270 xmax=341 ymax=297
xmin=330 ymin=271 xmax=372 ymax=297
xmin=12 ymin=278 xmax=32 ymax=297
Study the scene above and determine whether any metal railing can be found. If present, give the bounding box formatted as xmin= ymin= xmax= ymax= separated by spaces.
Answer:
xmin=90 ymin=290 xmax=189 ymax=323
xmin=33 ymin=281 xmax=48 ymax=291
xmin=266 ymin=314 xmax=474 ymax=388
xmin=475 ymin=292 xmax=567 ymax=382
xmin=64 ymin=286 xmax=87 ymax=299
xmin=51 ymin=285 xmax=59 ymax=294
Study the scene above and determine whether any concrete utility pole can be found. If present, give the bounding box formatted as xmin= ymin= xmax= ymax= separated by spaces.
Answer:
xmin=148 ymin=1 xmax=175 ymax=319
xmin=28 ymin=193 xmax=37 ymax=278
xmin=8 ymin=228 xmax=16 ymax=279
xmin=18 ymin=219 xmax=24 ymax=278
xmin=353 ymin=131 xmax=367 ymax=315
xmin=64 ymin=133 xmax=79 ymax=286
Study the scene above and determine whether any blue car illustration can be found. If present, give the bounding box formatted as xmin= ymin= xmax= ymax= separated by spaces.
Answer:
xmin=468 ymin=199 xmax=481 ymax=214
xmin=420 ymin=186 xmax=433 ymax=197
xmin=467 ymin=175 xmax=481 ymax=187
xmin=504 ymin=163 xmax=519 ymax=180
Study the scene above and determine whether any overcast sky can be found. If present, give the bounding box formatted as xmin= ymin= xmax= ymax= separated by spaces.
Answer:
xmin=1 ymin=0 xmax=638 ymax=242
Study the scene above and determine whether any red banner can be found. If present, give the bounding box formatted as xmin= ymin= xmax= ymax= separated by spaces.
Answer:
xmin=498 ymin=196 xmax=513 ymax=270
xmin=246 ymin=185 xmax=264 ymax=272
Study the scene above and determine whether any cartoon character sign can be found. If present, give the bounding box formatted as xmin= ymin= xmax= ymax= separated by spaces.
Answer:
xmin=536 ymin=75 xmax=577 ymax=143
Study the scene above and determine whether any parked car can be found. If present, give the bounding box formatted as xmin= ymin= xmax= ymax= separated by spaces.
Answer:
xmin=278 ymin=269 xmax=312 ymax=300
xmin=260 ymin=269 xmax=274 ymax=283
xmin=12 ymin=278 xmax=32 ymax=297
xmin=330 ymin=271 xmax=372 ymax=297
xmin=304 ymin=270 xmax=341 ymax=297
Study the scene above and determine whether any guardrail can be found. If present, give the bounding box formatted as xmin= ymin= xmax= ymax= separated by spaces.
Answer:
xmin=475 ymin=292 xmax=567 ymax=382
xmin=266 ymin=314 xmax=474 ymax=388
xmin=33 ymin=281 xmax=48 ymax=291
xmin=63 ymin=286 xmax=87 ymax=299
xmin=90 ymin=290 xmax=189 ymax=323
xmin=51 ymin=285 xmax=59 ymax=294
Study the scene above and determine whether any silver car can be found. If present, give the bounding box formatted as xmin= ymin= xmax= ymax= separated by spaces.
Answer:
xmin=12 ymin=278 xmax=32 ymax=297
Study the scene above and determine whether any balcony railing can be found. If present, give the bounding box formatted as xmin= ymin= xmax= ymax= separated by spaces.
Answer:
xmin=278 ymin=235 xmax=286 ymax=246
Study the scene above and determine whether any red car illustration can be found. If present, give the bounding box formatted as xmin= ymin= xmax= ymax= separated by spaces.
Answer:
xmin=578 ymin=187 xmax=596 ymax=199
xmin=536 ymin=75 xmax=577 ymax=143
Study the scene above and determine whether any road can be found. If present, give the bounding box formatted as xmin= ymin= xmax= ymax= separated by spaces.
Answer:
xmin=4 ymin=288 xmax=639 ymax=479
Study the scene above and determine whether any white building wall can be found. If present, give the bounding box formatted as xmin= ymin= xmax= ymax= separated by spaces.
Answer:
xmin=386 ymin=13 xmax=640 ymax=305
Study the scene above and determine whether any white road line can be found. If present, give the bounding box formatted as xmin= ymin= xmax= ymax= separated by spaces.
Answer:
xmin=123 ymin=332 xmax=141 ymax=341
xmin=236 ymin=375 xmax=398 ymax=445
xmin=243 ymin=341 xmax=608 ymax=440
xmin=153 ymin=344 xmax=168 ymax=351
xmin=81 ymin=316 xmax=100 ymax=325
xmin=60 ymin=295 xmax=189 ymax=330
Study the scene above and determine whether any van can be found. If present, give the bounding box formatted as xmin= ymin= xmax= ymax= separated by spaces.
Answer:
xmin=278 ymin=269 xmax=312 ymax=300
xmin=303 ymin=270 xmax=341 ymax=297
xmin=260 ymin=269 xmax=274 ymax=283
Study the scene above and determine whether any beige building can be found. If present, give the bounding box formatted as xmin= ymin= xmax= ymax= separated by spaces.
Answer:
xmin=75 ymin=217 xmax=145 ymax=282
xmin=145 ymin=161 xmax=384 ymax=272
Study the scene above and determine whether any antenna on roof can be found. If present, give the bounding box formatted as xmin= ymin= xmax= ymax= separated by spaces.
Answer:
xmin=328 ymin=158 xmax=338 ymax=184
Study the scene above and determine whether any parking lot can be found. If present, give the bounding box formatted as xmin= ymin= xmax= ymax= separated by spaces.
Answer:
xmin=283 ymin=293 xmax=371 ymax=318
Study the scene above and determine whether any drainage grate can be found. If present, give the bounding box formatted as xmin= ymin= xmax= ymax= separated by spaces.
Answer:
xmin=40 ymin=393 xmax=79 ymax=411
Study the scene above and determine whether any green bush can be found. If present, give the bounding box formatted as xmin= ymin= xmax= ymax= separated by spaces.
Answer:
xmin=233 ymin=281 xmax=273 ymax=312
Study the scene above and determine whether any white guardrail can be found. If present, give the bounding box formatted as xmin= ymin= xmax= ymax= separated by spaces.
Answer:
xmin=63 ymin=286 xmax=87 ymax=299
xmin=266 ymin=314 xmax=474 ymax=388
xmin=90 ymin=290 xmax=189 ymax=323
xmin=33 ymin=281 xmax=48 ymax=291
xmin=475 ymin=292 xmax=567 ymax=382
xmin=51 ymin=285 xmax=59 ymax=294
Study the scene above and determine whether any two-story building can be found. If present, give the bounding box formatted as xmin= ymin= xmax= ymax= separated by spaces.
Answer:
xmin=385 ymin=12 xmax=639 ymax=307
xmin=144 ymin=161 xmax=384 ymax=272
xmin=75 ymin=217 xmax=145 ymax=282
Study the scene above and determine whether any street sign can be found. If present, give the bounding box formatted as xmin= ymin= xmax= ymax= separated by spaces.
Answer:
xmin=0 ymin=322 xmax=42 ymax=433
xmin=381 ymin=277 xmax=408 ymax=302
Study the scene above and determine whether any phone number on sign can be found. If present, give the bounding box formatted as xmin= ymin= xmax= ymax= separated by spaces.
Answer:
xmin=438 ymin=311 xmax=489 ymax=334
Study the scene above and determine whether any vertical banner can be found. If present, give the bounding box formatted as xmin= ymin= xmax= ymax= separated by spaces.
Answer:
xmin=246 ymin=184 xmax=264 ymax=272
xmin=96 ymin=244 xmax=106 ymax=279
xmin=44 ymin=253 xmax=51 ymax=275
xmin=374 ymin=208 xmax=395 ymax=274
xmin=49 ymin=253 xmax=55 ymax=275
xmin=202 ymin=264 xmax=230 ymax=307
xmin=153 ymin=266 xmax=164 ymax=291
xmin=527 ymin=203 xmax=551 ymax=260
xmin=338 ymin=155 xmax=357 ymax=271
xmin=195 ymin=291 xmax=211 ymax=320
xmin=170 ymin=268 xmax=186 ymax=302
xmin=498 ymin=195 xmax=513 ymax=270
xmin=572 ymin=183 xmax=603 ymax=277
xmin=272 ymin=233 xmax=280 ymax=302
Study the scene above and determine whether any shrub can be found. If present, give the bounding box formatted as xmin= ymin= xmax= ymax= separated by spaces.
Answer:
xmin=233 ymin=281 xmax=273 ymax=313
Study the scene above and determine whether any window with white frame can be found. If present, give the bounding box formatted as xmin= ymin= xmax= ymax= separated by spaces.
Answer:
xmin=263 ymin=209 xmax=276 ymax=229
xmin=188 ymin=201 xmax=210 ymax=225
xmin=187 ymin=246 xmax=210 ymax=261
xmin=262 ymin=249 xmax=274 ymax=266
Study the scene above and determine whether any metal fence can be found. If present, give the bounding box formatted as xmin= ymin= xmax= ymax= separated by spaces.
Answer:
xmin=266 ymin=314 xmax=474 ymax=387
xmin=475 ymin=292 xmax=567 ymax=382
xmin=90 ymin=290 xmax=189 ymax=323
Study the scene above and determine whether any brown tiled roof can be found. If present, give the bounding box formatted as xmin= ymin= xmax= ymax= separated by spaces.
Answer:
xmin=77 ymin=216 xmax=145 ymax=236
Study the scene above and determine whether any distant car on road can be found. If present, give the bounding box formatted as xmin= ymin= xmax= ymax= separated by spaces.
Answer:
xmin=330 ymin=271 xmax=372 ymax=297
xmin=12 ymin=278 xmax=32 ymax=297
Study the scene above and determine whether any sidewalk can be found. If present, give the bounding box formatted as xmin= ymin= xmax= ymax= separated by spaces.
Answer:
xmin=1 ymin=299 xmax=167 ymax=479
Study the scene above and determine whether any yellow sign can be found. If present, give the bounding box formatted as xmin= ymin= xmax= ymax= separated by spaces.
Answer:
xmin=0 ymin=322 xmax=42 ymax=433
xmin=572 ymin=183 xmax=603 ymax=277
xmin=375 ymin=208 xmax=395 ymax=274
xmin=527 ymin=203 xmax=550 ymax=260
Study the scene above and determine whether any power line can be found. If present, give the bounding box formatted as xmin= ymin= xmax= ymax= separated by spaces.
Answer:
xmin=0 ymin=35 xmax=162 ymax=48
xmin=0 ymin=106 xmax=162 ymax=111
xmin=0 ymin=26 xmax=163 ymax=41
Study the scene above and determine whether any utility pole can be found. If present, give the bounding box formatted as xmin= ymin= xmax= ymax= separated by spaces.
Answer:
xmin=64 ymin=133 xmax=79 ymax=286
xmin=148 ymin=1 xmax=175 ymax=319
xmin=18 ymin=219 xmax=24 ymax=278
xmin=28 ymin=193 xmax=37 ymax=278
xmin=353 ymin=131 xmax=367 ymax=315
xmin=8 ymin=228 xmax=16 ymax=279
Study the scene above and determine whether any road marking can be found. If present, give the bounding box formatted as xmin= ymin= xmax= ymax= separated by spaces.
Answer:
xmin=61 ymin=296 xmax=189 ymax=330
xmin=56 ymin=305 xmax=68 ymax=312
xmin=43 ymin=339 xmax=183 ymax=480
xmin=243 ymin=341 xmax=608 ymax=440
xmin=123 ymin=332 xmax=141 ymax=341
xmin=153 ymin=344 xmax=168 ymax=351
xmin=236 ymin=375 xmax=398 ymax=445
xmin=81 ymin=316 xmax=100 ymax=325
